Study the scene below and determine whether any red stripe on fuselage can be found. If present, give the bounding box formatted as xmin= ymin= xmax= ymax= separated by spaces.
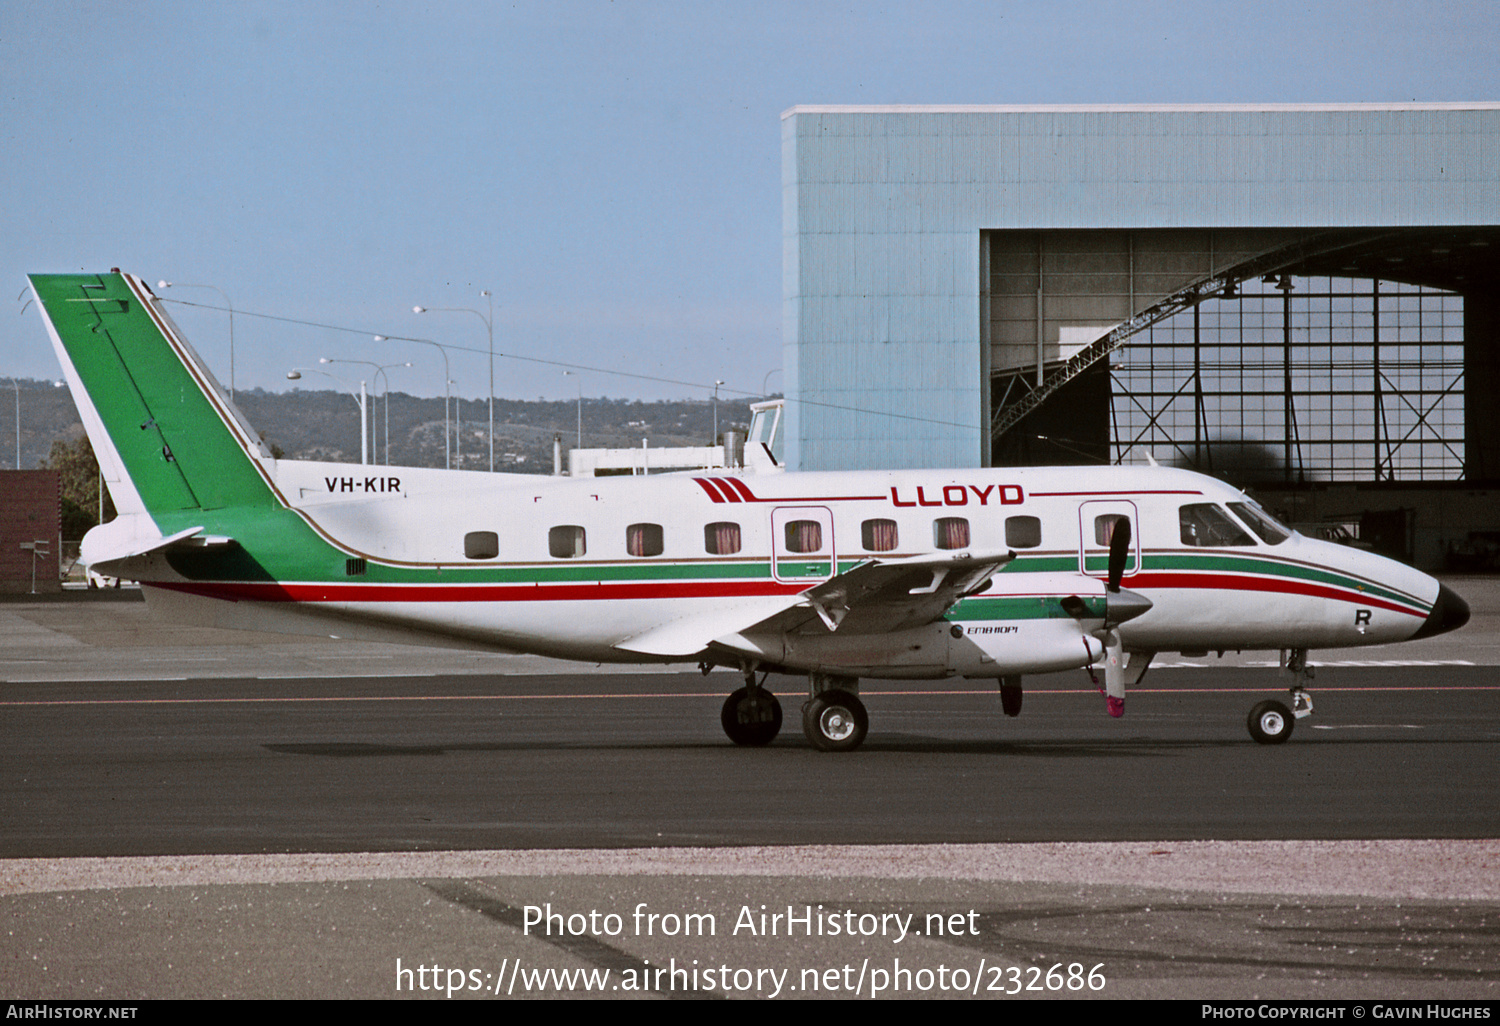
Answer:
xmin=722 ymin=478 xmax=757 ymax=502
xmin=693 ymin=476 xmax=896 ymax=505
xmin=1124 ymin=571 xmax=1428 ymax=618
xmin=693 ymin=478 xmax=727 ymax=502
xmin=152 ymin=579 xmax=804 ymax=604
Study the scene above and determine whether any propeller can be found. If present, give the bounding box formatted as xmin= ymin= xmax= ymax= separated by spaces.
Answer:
xmin=1106 ymin=515 xmax=1131 ymax=593
xmin=1102 ymin=516 xmax=1133 ymax=717
xmin=1058 ymin=515 xmax=1153 ymax=719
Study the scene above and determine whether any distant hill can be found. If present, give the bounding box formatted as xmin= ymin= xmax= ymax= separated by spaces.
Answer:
xmin=1 ymin=378 xmax=771 ymax=474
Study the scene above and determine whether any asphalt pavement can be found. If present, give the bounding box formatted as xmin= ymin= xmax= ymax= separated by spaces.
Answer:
xmin=1 ymin=579 xmax=1496 ymax=1000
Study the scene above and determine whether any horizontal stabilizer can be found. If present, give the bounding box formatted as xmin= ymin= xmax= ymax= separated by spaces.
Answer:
xmin=82 ymin=520 xmax=235 ymax=577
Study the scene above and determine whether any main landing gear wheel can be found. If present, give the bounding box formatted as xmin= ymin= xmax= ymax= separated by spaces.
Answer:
xmin=1000 ymin=677 xmax=1023 ymax=718
xmin=802 ymin=690 xmax=869 ymax=752
xmin=1247 ymin=699 xmax=1295 ymax=745
xmin=721 ymin=687 xmax=783 ymax=746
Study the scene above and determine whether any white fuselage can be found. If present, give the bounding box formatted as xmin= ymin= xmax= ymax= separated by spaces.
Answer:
xmin=135 ymin=459 xmax=1444 ymax=681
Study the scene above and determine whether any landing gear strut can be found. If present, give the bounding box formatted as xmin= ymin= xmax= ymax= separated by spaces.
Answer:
xmin=721 ymin=667 xmax=782 ymax=746
xmin=1246 ymin=648 xmax=1316 ymax=745
xmin=803 ymin=673 xmax=868 ymax=752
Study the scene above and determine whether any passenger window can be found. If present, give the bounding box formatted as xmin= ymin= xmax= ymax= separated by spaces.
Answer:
xmin=785 ymin=520 xmax=823 ymax=554
xmin=1179 ymin=504 xmax=1254 ymax=547
xmin=1004 ymin=515 xmax=1041 ymax=549
xmin=626 ymin=523 xmax=663 ymax=557
xmin=464 ymin=531 xmax=499 ymax=560
xmin=861 ymin=518 xmax=899 ymax=552
xmin=548 ymin=525 xmax=587 ymax=558
xmin=704 ymin=521 xmax=742 ymax=555
xmin=933 ymin=517 xmax=970 ymax=550
xmin=1094 ymin=514 xmax=1128 ymax=546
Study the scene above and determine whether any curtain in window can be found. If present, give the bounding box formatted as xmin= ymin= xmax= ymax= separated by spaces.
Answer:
xmin=934 ymin=517 xmax=969 ymax=550
xmin=862 ymin=518 xmax=898 ymax=552
xmin=627 ymin=523 xmax=663 ymax=557
xmin=785 ymin=520 xmax=823 ymax=554
xmin=705 ymin=521 xmax=741 ymax=555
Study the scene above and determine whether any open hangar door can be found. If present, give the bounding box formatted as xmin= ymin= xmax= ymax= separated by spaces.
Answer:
xmin=985 ymin=227 xmax=1500 ymax=570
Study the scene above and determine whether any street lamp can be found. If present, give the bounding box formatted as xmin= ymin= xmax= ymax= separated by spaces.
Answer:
xmin=323 ymin=358 xmax=410 ymax=465
xmin=158 ymin=281 xmax=236 ymax=398
xmin=563 ymin=370 xmax=582 ymax=450
xmin=375 ymin=335 xmax=453 ymax=470
xmin=414 ymin=290 xmax=495 ymax=472
xmin=287 ymin=367 xmax=368 ymax=465
xmin=712 ymin=380 xmax=725 ymax=444
xmin=450 ymin=380 xmax=463 ymax=469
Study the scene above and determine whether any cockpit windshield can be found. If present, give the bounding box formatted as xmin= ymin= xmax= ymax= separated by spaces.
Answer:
xmin=1179 ymin=503 xmax=1255 ymax=547
xmin=1227 ymin=501 xmax=1292 ymax=545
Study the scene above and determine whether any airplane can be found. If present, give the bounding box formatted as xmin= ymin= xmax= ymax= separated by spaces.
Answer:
xmin=28 ymin=270 xmax=1471 ymax=751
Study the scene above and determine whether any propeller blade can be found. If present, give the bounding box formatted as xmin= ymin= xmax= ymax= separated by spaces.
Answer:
xmin=1102 ymin=629 xmax=1126 ymax=717
xmin=1106 ymin=516 xmax=1132 ymax=593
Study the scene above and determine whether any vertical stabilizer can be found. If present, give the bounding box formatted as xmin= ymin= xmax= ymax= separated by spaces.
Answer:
xmin=29 ymin=272 xmax=279 ymax=523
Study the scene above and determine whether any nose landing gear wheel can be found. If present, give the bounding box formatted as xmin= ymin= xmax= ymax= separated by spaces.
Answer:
xmin=1247 ymin=699 xmax=1294 ymax=745
xmin=721 ymin=687 xmax=783 ymax=746
xmin=802 ymin=689 xmax=869 ymax=752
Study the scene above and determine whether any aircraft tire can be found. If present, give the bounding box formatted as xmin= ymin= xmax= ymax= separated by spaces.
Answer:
xmin=1000 ymin=679 xmax=1023 ymax=717
xmin=721 ymin=687 xmax=782 ymax=746
xmin=1246 ymin=700 xmax=1294 ymax=745
xmin=803 ymin=690 xmax=869 ymax=752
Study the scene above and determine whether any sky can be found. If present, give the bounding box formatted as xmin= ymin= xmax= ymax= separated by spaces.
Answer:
xmin=2 ymin=0 xmax=1496 ymax=405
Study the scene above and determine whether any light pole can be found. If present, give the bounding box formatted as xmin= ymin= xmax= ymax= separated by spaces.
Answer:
xmin=414 ymin=290 xmax=495 ymax=472
xmin=287 ymin=367 xmax=368 ymax=465
xmin=158 ymin=281 xmax=236 ymax=398
xmin=712 ymin=379 xmax=725 ymax=445
xmin=563 ymin=370 xmax=582 ymax=450
xmin=450 ymin=380 xmax=463 ymax=469
xmin=376 ymin=335 xmax=453 ymax=469
xmin=323 ymin=358 xmax=410 ymax=465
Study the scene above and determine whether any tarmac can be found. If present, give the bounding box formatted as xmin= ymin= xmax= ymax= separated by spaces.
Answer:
xmin=1 ymin=577 xmax=1496 ymax=999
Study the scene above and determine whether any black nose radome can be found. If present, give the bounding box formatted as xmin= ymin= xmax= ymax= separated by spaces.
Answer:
xmin=1412 ymin=583 xmax=1471 ymax=640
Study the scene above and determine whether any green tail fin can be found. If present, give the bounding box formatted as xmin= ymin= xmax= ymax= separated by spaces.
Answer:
xmin=29 ymin=271 xmax=278 ymax=520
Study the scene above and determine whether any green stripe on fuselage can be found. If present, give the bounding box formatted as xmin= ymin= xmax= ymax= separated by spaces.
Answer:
xmin=1139 ymin=550 xmax=1420 ymax=609
xmin=951 ymin=594 xmax=1104 ymax=621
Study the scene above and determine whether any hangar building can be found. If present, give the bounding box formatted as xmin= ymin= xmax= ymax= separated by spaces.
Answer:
xmin=781 ymin=103 xmax=1500 ymax=568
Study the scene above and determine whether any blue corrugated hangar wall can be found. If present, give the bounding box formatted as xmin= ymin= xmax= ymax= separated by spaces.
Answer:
xmin=781 ymin=104 xmax=1500 ymax=473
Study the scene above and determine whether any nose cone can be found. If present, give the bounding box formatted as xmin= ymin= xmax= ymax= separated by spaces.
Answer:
xmin=1105 ymin=587 xmax=1154 ymax=626
xmin=1412 ymin=583 xmax=1471 ymax=640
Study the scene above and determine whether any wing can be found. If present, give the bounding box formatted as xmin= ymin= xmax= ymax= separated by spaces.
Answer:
xmin=614 ymin=549 xmax=1014 ymax=657
xmin=761 ymin=548 xmax=1015 ymax=635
